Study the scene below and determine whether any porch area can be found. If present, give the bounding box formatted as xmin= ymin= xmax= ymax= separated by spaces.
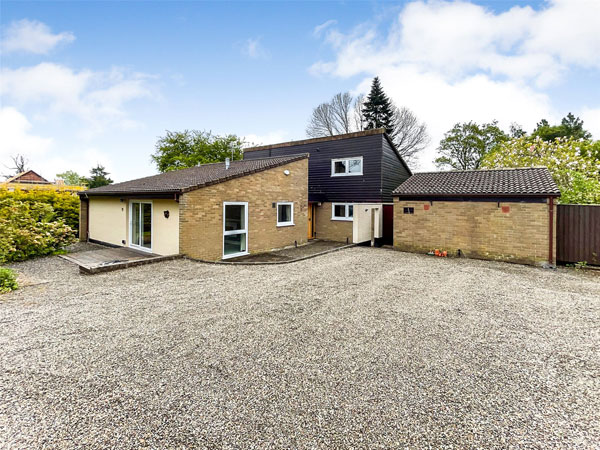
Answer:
xmin=60 ymin=246 xmax=180 ymax=274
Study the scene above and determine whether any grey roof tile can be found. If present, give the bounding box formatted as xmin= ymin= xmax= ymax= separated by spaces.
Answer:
xmin=392 ymin=167 xmax=560 ymax=197
xmin=81 ymin=154 xmax=308 ymax=195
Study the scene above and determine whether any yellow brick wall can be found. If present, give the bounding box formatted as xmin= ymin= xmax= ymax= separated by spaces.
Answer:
xmin=314 ymin=202 xmax=353 ymax=243
xmin=179 ymin=158 xmax=308 ymax=260
xmin=393 ymin=198 xmax=556 ymax=266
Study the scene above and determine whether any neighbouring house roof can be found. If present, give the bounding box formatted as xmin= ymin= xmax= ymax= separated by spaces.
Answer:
xmin=5 ymin=170 xmax=50 ymax=184
xmin=80 ymin=154 xmax=309 ymax=196
xmin=392 ymin=167 xmax=560 ymax=197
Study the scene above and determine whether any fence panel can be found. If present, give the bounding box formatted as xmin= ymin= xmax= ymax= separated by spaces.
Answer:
xmin=557 ymin=204 xmax=600 ymax=265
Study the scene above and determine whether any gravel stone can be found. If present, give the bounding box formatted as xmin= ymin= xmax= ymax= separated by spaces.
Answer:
xmin=1 ymin=248 xmax=599 ymax=448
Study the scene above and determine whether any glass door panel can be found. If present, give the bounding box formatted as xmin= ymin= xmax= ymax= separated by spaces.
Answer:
xmin=132 ymin=202 xmax=141 ymax=247
xmin=142 ymin=203 xmax=152 ymax=249
xmin=131 ymin=201 xmax=152 ymax=251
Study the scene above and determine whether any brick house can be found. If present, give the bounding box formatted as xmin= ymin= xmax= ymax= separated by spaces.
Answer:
xmin=78 ymin=154 xmax=308 ymax=261
xmin=2 ymin=170 xmax=85 ymax=192
xmin=392 ymin=167 xmax=561 ymax=266
xmin=243 ymin=129 xmax=411 ymax=245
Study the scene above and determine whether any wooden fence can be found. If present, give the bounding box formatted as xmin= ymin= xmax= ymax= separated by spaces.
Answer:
xmin=556 ymin=204 xmax=600 ymax=265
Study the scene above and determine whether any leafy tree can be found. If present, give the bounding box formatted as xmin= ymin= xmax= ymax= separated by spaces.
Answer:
xmin=532 ymin=113 xmax=592 ymax=141
xmin=509 ymin=123 xmax=527 ymax=138
xmin=435 ymin=121 xmax=508 ymax=170
xmin=56 ymin=170 xmax=87 ymax=186
xmin=152 ymin=130 xmax=244 ymax=173
xmin=85 ymin=165 xmax=113 ymax=189
xmin=482 ymin=137 xmax=600 ymax=204
xmin=362 ymin=77 xmax=395 ymax=135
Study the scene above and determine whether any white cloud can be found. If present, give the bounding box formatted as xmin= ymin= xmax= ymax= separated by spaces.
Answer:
xmin=311 ymin=0 xmax=600 ymax=86
xmin=1 ymin=19 xmax=75 ymax=54
xmin=0 ymin=107 xmax=53 ymax=159
xmin=309 ymin=0 xmax=600 ymax=169
xmin=1 ymin=63 xmax=154 ymax=135
xmin=240 ymin=37 xmax=269 ymax=59
xmin=0 ymin=107 xmax=119 ymax=181
xmin=243 ymin=130 xmax=290 ymax=147
xmin=313 ymin=19 xmax=337 ymax=37
xmin=580 ymin=108 xmax=600 ymax=141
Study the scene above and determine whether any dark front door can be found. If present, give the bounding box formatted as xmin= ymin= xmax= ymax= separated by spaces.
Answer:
xmin=382 ymin=205 xmax=393 ymax=245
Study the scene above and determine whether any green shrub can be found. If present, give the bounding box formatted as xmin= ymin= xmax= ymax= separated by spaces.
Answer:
xmin=0 ymin=267 xmax=18 ymax=293
xmin=0 ymin=188 xmax=80 ymax=233
xmin=0 ymin=198 xmax=77 ymax=263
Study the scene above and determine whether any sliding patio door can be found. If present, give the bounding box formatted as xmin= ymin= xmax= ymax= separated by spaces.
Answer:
xmin=130 ymin=201 xmax=152 ymax=251
xmin=223 ymin=202 xmax=248 ymax=258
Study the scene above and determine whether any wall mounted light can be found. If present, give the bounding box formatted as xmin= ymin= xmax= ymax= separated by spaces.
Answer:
xmin=164 ymin=210 xmax=170 ymax=219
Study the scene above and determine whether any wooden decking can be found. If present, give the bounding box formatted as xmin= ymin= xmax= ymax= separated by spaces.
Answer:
xmin=60 ymin=247 xmax=181 ymax=274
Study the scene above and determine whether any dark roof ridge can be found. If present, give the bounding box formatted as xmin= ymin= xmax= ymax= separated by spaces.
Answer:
xmin=413 ymin=166 xmax=549 ymax=175
xmin=244 ymin=128 xmax=386 ymax=152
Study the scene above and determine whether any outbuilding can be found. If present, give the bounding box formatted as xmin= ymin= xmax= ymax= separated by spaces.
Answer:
xmin=78 ymin=154 xmax=309 ymax=261
xmin=392 ymin=167 xmax=560 ymax=266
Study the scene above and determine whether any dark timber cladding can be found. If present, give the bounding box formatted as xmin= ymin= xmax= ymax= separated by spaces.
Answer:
xmin=244 ymin=129 xmax=411 ymax=203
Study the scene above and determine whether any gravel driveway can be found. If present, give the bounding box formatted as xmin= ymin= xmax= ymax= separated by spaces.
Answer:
xmin=1 ymin=248 xmax=599 ymax=448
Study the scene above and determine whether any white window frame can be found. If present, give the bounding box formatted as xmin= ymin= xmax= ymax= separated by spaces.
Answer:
xmin=223 ymin=201 xmax=249 ymax=259
xmin=331 ymin=157 xmax=363 ymax=177
xmin=129 ymin=200 xmax=153 ymax=253
xmin=331 ymin=203 xmax=354 ymax=221
xmin=276 ymin=202 xmax=294 ymax=227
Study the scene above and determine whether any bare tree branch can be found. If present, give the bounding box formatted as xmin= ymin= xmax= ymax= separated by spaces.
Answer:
xmin=3 ymin=154 xmax=29 ymax=179
xmin=330 ymin=92 xmax=353 ymax=134
xmin=352 ymin=94 xmax=365 ymax=132
xmin=306 ymin=102 xmax=336 ymax=137
xmin=390 ymin=106 xmax=430 ymax=164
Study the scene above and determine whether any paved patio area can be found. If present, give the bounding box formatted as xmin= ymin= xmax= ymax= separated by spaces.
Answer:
xmin=2 ymin=247 xmax=599 ymax=447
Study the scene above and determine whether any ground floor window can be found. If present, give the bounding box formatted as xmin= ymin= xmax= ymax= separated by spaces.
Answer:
xmin=130 ymin=201 xmax=152 ymax=251
xmin=223 ymin=202 xmax=248 ymax=258
xmin=277 ymin=202 xmax=294 ymax=227
xmin=332 ymin=203 xmax=354 ymax=221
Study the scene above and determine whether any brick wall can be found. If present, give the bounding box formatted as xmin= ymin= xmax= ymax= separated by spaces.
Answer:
xmin=314 ymin=202 xmax=353 ymax=242
xmin=179 ymin=158 xmax=308 ymax=261
xmin=393 ymin=198 xmax=556 ymax=266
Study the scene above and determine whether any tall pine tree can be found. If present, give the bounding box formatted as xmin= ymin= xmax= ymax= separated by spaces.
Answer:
xmin=362 ymin=77 xmax=395 ymax=135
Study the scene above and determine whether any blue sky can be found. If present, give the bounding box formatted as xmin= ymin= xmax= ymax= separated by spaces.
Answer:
xmin=1 ymin=0 xmax=599 ymax=181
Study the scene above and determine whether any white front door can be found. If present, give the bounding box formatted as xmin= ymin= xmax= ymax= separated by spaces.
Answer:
xmin=130 ymin=201 xmax=152 ymax=252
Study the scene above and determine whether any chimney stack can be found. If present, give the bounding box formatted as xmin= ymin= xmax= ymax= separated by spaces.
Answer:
xmin=225 ymin=157 xmax=230 ymax=169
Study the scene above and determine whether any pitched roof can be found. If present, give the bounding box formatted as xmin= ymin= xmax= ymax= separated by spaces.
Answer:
xmin=392 ymin=167 xmax=560 ymax=197
xmin=5 ymin=170 xmax=50 ymax=184
xmin=80 ymin=154 xmax=308 ymax=196
xmin=244 ymin=128 xmax=387 ymax=152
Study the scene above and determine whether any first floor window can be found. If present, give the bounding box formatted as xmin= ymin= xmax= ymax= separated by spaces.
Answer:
xmin=331 ymin=157 xmax=363 ymax=176
xmin=277 ymin=202 xmax=294 ymax=226
xmin=223 ymin=202 xmax=248 ymax=258
xmin=332 ymin=203 xmax=354 ymax=221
